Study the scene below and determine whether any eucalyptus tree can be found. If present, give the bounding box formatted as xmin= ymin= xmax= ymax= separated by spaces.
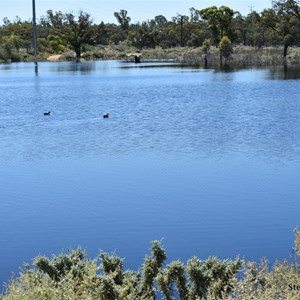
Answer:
xmin=95 ymin=21 xmax=110 ymax=45
xmin=258 ymin=3 xmax=300 ymax=59
xmin=231 ymin=12 xmax=247 ymax=45
xmin=154 ymin=14 xmax=168 ymax=25
xmin=273 ymin=0 xmax=300 ymax=17
xmin=43 ymin=10 xmax=95 ymax=60
xmin=170 ymin=14 xmax=190 ymax=46
xmin=141 ymin=15 xmax=188 ymax=48
xmin=152 ymin=15 xmax=170 ymax=47
xmin=271 ymin=0 xmax=300 ymax=58
xmin=177 ymin=10 xmax=207 ymax=47
xmin=63 ymin=11 xmax=95 ymax=60
xmin=199 ymin=5 xmax=236 ymax=45
xmin=137 ymin=21 xmax=158 ymax=48
xmin=189 ymin=7 xmax=201 ymax=23
xmin=114 ymin=9 xmax=131 ymax=31
xmin=245 ymin=10 xmax=266 ymax=46
xmin=127 ymin=18 xmax=168 ymax=49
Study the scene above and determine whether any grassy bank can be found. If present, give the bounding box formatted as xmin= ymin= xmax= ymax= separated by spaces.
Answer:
xmin=1 ymin=229 xmax=300 ymax=299
xmin=181 ymin=45 xmax=300 ymax=67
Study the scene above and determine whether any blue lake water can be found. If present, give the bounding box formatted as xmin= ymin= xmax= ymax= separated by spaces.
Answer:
xmin=1 ymin=61 xmax=300 ymax=286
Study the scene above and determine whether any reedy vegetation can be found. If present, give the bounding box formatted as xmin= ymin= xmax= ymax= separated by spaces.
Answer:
xmin=2 ymin=229 xmax=300 ymax=299
xmin=1 ymin=1 xmax=300 ymax=65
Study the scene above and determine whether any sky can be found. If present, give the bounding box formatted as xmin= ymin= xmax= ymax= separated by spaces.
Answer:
xmin=0 ymin=0 xmax=273 ymax=24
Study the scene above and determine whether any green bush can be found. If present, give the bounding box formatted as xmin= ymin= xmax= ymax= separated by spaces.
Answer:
xmin=2 ymin=230 xmax=300 ymax=299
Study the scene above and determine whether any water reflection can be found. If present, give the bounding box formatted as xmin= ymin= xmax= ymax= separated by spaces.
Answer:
xmin=52 ymin=61 xmax=96 ymax=73
xmin=267 ymin=64 xmax=300 ymax=80
xmin=34 ymin=62 xmax=38 ymax=76
xmin=214 ymin=64 xmax=300 ymax=80
xmin=116 ymin=62 xmax=300 ymax=80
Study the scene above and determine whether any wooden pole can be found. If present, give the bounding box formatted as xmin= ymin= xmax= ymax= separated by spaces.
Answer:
xmin=180 ymin=15 xmax=183 ymax=47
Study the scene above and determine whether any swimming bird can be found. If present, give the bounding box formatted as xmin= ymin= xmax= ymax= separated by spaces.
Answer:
xmin=103 ymin=113 xmax=109 ymax=118
xmin=44 ymin=111 xmax=51 ymax=116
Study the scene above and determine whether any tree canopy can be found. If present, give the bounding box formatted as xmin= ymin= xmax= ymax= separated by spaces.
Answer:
xmin=1 ymin=1 xmax=300 ymax=62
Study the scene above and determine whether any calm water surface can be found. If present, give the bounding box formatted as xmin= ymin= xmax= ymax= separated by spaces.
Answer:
xmin=1 ymin=61 xmax=300 ymax=285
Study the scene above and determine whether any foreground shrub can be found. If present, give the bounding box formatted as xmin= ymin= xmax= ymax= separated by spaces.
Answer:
xmin=2 ymin=230 xmax=300 ymax=299
xmin=1 ymin=240 xmax=241 ymax=299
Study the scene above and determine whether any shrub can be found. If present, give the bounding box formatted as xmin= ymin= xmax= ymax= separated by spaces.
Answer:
xmin=2 ymin=229 xmax=300 ymax=299
xmin=219 ymin=36 xmax=233 ymax=61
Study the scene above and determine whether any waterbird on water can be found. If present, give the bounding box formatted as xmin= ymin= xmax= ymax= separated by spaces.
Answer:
xmin=103 ymin=113 xmax=109 ymax=118
xmin=44 ymin=111 xmax=51 ymax=116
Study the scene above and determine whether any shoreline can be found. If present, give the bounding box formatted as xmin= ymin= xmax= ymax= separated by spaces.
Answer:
xmin=2 ymin=45 xmax=300 ymax=68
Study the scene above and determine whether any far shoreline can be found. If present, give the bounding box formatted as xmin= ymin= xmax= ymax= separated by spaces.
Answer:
xmin=2 ymin=45 xmax=300 ymax=68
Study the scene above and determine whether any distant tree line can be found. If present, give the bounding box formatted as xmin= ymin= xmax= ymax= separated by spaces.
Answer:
xmin=1 ymin=0 xmax=300 ymax=62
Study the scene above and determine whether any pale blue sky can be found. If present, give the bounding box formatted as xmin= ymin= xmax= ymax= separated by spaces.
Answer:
xmin=0 ymin=0 xmax=273 ymax=24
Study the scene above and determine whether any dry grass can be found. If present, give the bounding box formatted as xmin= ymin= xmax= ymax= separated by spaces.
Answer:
xmin=181 ymin=45 xmax=300 ymax=67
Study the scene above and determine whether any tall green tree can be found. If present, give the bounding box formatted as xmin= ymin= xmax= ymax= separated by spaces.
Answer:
xmin=245 ymin=10 xmax=266 ymax=47
xmin=114 ymin=9 xmax=131 ymax=31
xmin=63 ymin=11 xmax=95 ymax=59
xmin=199 ymin=6 xmax=236 ymax=45
xmin=44 ymin=10 xmax=95 ymax=60
xmin=258 ymin=4 xmax=300 ymax=58
xmin=271 ymin=0 xmax=300 ymax=58
xmin=273 ymin=0 xmax=300 ymax=17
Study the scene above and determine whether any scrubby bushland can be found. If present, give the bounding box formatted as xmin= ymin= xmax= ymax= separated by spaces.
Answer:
xmin=1 ymin=229 xmax=300 ymax=299
xmin=2 ymin=1 xmax=300 ymax=64
xmin=0 ymin=240 xmax=241 ymax=300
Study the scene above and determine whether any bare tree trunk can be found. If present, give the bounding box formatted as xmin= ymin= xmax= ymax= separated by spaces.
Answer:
xmin=74 ymin=46 xmax=81 ymax=61
xmin=283 ymin=43 xmax=288 ymax=60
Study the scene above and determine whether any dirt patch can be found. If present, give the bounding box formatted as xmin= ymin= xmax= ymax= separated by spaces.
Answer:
xmin=47 ymin=54 xmax=62 ymax=62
